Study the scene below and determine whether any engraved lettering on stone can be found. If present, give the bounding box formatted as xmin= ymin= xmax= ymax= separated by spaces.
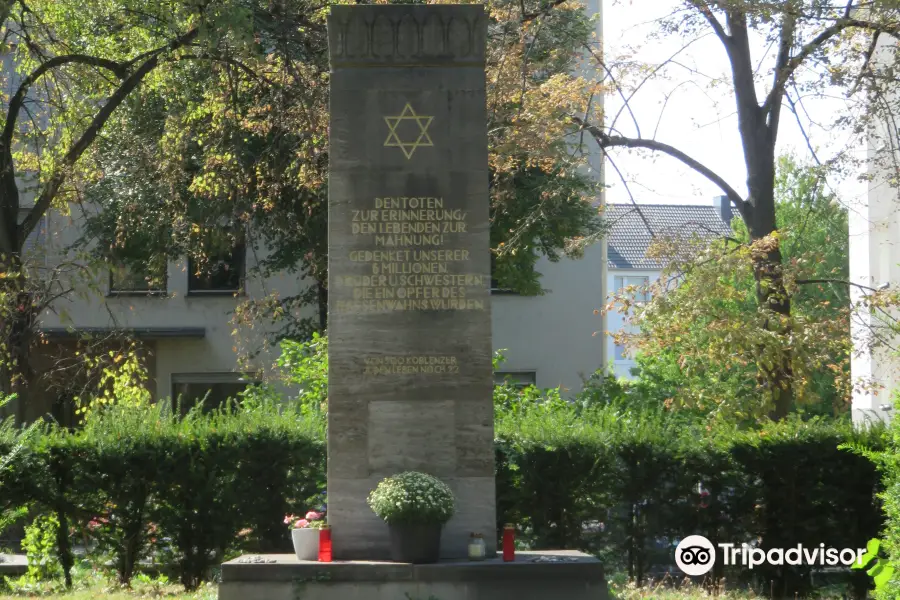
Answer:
xmin=363 ymin=355 xmax=460 ymax=376
xmin=335 ymin=195 xmax=487 ymax=314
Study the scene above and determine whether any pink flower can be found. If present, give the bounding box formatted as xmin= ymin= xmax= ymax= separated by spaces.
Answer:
xmin=294 ymin=519 xmax=309 ymax=529
xmin=305 ymin=511 xmax=322 ymax=521
xmin=284 ymin=515 xmax=296 ymax=525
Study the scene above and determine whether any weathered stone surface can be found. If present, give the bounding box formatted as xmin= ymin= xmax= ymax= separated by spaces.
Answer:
xmin=328 ymin=5 xmax=488 ymax=68
xmin=368 ymin=400 xmax=456 ymax=475
xmin=327 ymin=4 xmax=494 ymax=560
xmin=218 ymin=551 xmax=609 ymax=600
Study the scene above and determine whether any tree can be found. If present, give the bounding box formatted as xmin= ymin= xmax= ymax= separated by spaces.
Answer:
xmin=611 ymin=156 xmax=896 ymax=422
xmin=0 ymin=0 xmax=262 ymax=422
xmin=573 ymin=0 xmax=900 ymax=419
xmin=78 ymin=0 xmax=606 ymax=356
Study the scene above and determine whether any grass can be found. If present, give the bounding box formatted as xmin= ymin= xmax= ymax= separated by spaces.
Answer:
xmin=0 ymin=583 xmax=753 ymax=600
xmin=609 ymin=575 xmax=853 ymax=599
xmin=609 ymin=575 xmax=760 ymax=599
xmin=0 ymin=567 xmax=216 ymax=600
xmin=0 ymin=570 xmax=853 ymax=599
xmin=0 ymin=580 xmax=761 ymax=600
xmin=0 ymin=586 xmax=215 ymax=600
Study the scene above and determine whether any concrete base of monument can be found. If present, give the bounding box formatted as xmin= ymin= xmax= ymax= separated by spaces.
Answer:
xmin=218 ymin=550 xmax=608 ymax=600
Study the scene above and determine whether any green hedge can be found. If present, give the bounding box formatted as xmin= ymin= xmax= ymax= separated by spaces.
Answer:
xmin=0 ymin=401 xmax=886 ymax=598
xmin=495 ymin=406 xmax=885 ymax=599
xmin=0 ymin=402 xmax=325 ymax=590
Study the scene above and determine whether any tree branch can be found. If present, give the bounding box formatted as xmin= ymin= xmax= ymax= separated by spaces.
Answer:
xmin=690 ymin=0 xmax=730 ymax=45
xmin=18 ymin=28 xmax=200 ymax=241
xmin=851 ymin=30 xmax=880 ymax=95
xmin=571 ymin=116 xmax=749 ymax=220
xmin=582 ymin=44 xmax=640 ymax=137
xmin=522 ymin=0 xmax=568 ymax=23
xmin=767 ymin=10 xmax=797 ymax=140
xmin=796 ymin=278 xmax=891 ymax=294
xmin=601 ymin=35 xmax=708 ymax=134
xmin=2 ymin=54 xmax=128 ymax=152
xmin=723 ymin=11 xmax=760 ymax=117
xmin=603 ymin=151 xmax=655 ymax=238
xmin=764 ymin=18 xmax=900 ymax=115
xmin=175 ymin=53 xmax=273 ymax=85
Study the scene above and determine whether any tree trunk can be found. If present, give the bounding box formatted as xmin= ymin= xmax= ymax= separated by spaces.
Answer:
xmin=10 ymin=301 xmax=35 ymax=425
xmin=718 ymin=8 xmax=795 ymax=420
xmin=318 ymin=279 xmax=328 ymax=331
xmin=0 ymin=254 xmax=37 ymax=425
xmin=744 ymin=151 xmax=793 ymax=420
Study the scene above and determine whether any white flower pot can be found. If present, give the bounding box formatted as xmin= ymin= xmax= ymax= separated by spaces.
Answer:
xmin=291 ymin=528 xmax=319 ymax=561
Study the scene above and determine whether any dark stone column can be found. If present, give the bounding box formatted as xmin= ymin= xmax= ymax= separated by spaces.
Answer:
xmin=326 ymin=5 xmax=494 ymax=560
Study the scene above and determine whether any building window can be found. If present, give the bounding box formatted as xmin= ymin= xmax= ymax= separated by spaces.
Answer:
xmin=612 ymin=275 xmax=649 ymax=362
xmin=493 ymin=370 xmax=537 ymax=388
xmin=188 ymin=240 xmax=245 ymax=294
xmin=170 ymin=373 xmax=258 ymax=415
xmin=613 ymin=275 xmax=650 ymax=303
xmin=109 ymin=260 xmax=167 ymax=294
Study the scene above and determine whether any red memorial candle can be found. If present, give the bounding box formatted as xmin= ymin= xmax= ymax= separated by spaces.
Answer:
xmin=502 ymin=524 xmax=515 ymax=562
xmin=318 ymin=526 xmax=332 ymax=562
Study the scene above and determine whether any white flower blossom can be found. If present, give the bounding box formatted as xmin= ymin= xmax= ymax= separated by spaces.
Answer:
xmin=366 ymin=471 xmax=455 ymax=525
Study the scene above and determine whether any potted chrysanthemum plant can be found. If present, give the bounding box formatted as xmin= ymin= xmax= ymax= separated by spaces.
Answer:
xmin=367 ymin=471 xmax=455 ymax=563
xmin=285 ymin=509 xmax=326 ymax=561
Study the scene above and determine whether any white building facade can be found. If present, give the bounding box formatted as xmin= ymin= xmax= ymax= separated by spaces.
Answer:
xmin=603 ymin=199 xmax=734 ymax=379
xmin=849 ymin=185 xmax=900 ymax=425
xmin=14 ymin=205 xmax=608 ymax=422
xmin=849 ymin=35 xmax=900 ymax=426
xmin=18 ymin=196 xmax=736 ymax=422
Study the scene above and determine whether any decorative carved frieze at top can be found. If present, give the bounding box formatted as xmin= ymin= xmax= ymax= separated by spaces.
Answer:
xmin=328 ymin=5 xmax=487 ymax=68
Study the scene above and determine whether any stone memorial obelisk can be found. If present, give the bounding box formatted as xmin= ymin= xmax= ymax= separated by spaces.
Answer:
xmin=326 ymin=5 xmax=495 ymax=559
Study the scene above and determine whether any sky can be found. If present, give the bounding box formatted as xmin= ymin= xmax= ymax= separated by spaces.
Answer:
xmin=600 ymin=0 xmax=869 ymax=209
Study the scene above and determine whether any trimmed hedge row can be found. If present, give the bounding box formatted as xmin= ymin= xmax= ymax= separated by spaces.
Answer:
xmin=0 ymin=402 xmax=886 ymax=598
xmin=495 ymin=408 xmax=885 ymax=599
xmin=0 ymin=403 xmax=325 ymax=590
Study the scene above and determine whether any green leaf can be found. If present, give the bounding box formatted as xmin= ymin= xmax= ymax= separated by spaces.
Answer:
xmin=874 ymin=565 xmax=895 ymax=590
xmin=867 ymin=561 xmax=884 ymax=577
xmin=853 ymin=538 xmax=882 ymax=570
xmin=868 ymin=538 xmax=882 ymax=555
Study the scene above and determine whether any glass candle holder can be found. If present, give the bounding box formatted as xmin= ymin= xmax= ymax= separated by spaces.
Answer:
xmin=502 ymin=524 xmax=515 ymax=562
xmin=468 ymin=533 xmax=486 ymax=561
xmin=318 ymin=526 xmax=332 ymax=562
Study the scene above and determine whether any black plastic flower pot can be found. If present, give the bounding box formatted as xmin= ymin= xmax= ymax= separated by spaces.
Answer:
xmin=388 ymin=523 xmax=442 ymax=564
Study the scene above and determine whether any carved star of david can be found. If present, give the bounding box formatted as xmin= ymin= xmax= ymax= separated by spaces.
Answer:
xmin=383 ymin=103 xmax=434 ymax=160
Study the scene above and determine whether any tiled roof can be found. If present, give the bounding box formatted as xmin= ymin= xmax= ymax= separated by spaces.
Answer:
xmin=606 ymin=203 xmax=733 ymax=270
